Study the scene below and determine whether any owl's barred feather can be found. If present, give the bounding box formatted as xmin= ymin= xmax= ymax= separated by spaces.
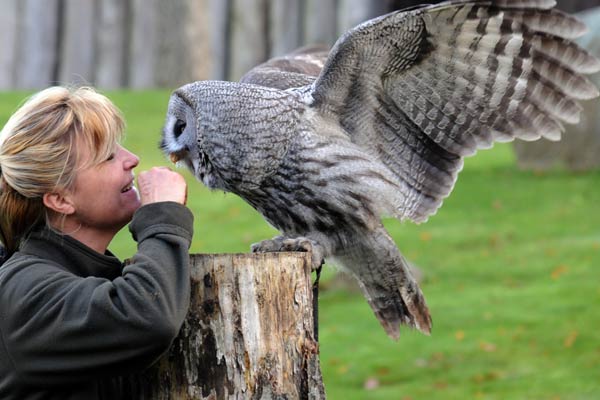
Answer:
xmin=162 ymin=0 xmax=599 ymax=339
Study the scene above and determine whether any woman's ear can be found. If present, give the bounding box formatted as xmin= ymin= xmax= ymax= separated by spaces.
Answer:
xmin=43 ymin=192 xmax=75 ymax=215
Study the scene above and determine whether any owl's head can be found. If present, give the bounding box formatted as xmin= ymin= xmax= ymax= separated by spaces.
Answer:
xmin=162 ymin=80 xmax=300 ymax=194
xmin=161 ymin=82 xmax=226 ymax=190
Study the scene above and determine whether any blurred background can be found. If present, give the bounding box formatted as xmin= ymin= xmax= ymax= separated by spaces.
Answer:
xmin=1 ymin=1 xmax=600 ymax=399
xmin=0 ymin=0 xmax=598 ymax=88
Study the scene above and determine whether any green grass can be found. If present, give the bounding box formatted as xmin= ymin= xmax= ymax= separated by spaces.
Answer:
xmin=2 ymin=90 xmax=599 ymax=399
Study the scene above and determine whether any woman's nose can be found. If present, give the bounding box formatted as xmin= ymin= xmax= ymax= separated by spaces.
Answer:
xmin=123 ymin=148 xmax=140 ymax=169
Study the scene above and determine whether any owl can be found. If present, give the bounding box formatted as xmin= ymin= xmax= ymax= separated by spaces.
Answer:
xmin=161 ymin=0 xmax=600 ymax=339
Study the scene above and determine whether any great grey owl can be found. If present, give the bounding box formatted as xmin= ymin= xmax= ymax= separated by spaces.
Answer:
xmin=161 ymin=0 xmax=600 ymax=339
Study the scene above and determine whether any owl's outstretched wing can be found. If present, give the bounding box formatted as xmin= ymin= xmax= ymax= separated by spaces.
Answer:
xmin=309 ymin=0 xmax=600 ymax=223
xmin=240 ymin=45 xmax=329 ymax=89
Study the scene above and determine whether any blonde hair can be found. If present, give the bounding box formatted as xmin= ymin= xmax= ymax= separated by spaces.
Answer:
xmin=0 ymin=86 xmax=125 ymax=256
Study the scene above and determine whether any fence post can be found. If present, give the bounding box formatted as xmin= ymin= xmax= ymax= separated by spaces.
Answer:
xmin=0 ymin=0 xmax=18 ymax=90
xmin=15 ymin=0 xmax=60 ymax=89
xmin=125 ymin=252 xmax=326 ymax=399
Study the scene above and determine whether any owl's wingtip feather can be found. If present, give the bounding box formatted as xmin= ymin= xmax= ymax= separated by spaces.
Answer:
xmin=380 ymin=308 xmax=432 ymax=341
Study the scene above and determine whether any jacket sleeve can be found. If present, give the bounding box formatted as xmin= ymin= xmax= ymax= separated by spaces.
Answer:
xmin=0 ymin=202 xmax=193 ymax=387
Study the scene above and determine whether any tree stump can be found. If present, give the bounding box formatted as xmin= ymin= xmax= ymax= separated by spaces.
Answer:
xmin=125 ymin=253 xmax=325 ymax=399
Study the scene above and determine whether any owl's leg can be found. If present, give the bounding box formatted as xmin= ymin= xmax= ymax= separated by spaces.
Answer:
xmin=251 ymin=236 xmax=325 ymax=270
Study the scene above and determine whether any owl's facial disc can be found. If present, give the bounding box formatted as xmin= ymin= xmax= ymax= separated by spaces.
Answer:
xmin=162 ymin=96 xmax=223 ymax=190
xmin=162 ymin=115 xmax=193 ymax=165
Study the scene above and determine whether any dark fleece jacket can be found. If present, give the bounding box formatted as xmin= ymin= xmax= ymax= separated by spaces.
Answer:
xmin=0 ymin=201 xmax=193 ymax=399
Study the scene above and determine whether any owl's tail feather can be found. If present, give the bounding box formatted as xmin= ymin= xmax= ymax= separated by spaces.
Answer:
xmin=335 ymin=227 xmax=432 ymax=340
xmin=358 ymin=259 xmax=431 ymax=340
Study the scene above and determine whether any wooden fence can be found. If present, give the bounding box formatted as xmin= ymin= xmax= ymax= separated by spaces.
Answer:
xmin=0 ymin=0 xmax=394 ymax=90
xmin=0 ymin=0 xmax=595 ymax=90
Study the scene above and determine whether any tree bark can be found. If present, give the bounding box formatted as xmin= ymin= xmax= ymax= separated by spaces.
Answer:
xmin=125 ymin=252 xmax=325 ymax=399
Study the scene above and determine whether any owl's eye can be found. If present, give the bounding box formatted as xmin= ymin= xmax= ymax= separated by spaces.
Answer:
xmin=173 ymin=119 xmax=186 ymax=139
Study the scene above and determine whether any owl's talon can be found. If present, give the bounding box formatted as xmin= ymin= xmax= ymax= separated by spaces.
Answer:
xmin=251 ymin=236 xmax=325 ymax=271
xmin=251 ymin=235 xmax=284 ymax=253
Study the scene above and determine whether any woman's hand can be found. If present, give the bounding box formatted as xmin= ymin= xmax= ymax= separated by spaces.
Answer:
xmin=137 ymin=167 xmax=187 ymax=206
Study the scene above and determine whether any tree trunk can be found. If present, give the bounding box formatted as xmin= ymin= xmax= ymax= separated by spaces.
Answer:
xmin=15 ymin=0 xmax=60 ymax=89
xmin=125 ymin=252 xmax=325 ymax=399
xmin=59 ymin=0 xmax=97 ymax=86
xmin=0 ymin=0 xmax=18 ymax=89
xmin=184 ymin=0 xmax=214 ymax=84
xmin=207 ymin=0 xmax=229 ymax=81
xmin=229 ymin=0 xmax=269 ymax=81
xmin=96 ymin=0 xmax=128 ymax=89
xmin=269 ymin=0 xmax=303 ymax=57
xmin=303 ymin=0 xmax=338 ymax=47
xmin=128 ymin=0 xmax=158 ymax=88
xmin=336 ymin=0 xmax=388 ymax=36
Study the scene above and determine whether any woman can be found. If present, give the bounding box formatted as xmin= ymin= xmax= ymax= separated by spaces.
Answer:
xmin=0 ymin=86 xmax=193 ymax=399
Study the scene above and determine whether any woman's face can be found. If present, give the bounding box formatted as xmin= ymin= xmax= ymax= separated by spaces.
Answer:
xmin=68 ymin=144 xmax=141 ymax=235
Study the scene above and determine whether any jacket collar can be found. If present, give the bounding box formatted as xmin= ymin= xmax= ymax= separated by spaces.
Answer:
xmin=19 ymin=227 xmax=123 ymax=279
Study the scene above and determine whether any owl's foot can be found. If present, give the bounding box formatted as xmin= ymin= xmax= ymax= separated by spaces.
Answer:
xmin=251 ymin=236 xmax=325 ymax=270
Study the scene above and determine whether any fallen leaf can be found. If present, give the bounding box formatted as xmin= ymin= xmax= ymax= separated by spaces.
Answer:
xmin=414 ymin=358 xmax=428 ymax=368
xmin=503 ymin=278 xmax=519 ymax=288
xmin=364 ymin=377 xmax=380 ymax=390
xmin=433 ymin=381 xmax=448 ymax=389
xmin=479 ymin=341 xmax=497 ymax=352
xmin=551 ymin=265 xmax=569 ymax=280
xmin=564 ymin=330 xmax=578 ymax=348
xmin=337 ymin=365 xmax=349 ymax=374
xmin=472 ymin=371 xmax=501 ymax=383
xmin=328 ymin=357 xmax=340 ymax=366
xmin=227 ymin=206 xmax=240 ymax=217
xmin=545 ymin=248 xmax=557 ymax=257
xmin=419 ymin=231 xmax=432 ymax=242
xmin=488 ymin=234 xmax=501 ymax=248
xmin=455 ymin=330 xmax=465 ymax=341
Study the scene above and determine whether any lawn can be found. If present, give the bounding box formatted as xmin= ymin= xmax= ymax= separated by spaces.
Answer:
xmin=1 ymin=90 xmax=599 ymax=399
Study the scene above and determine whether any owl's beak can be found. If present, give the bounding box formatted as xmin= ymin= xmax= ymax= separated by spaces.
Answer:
xmin=169 ymin=149 xmax=188 ymax=164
